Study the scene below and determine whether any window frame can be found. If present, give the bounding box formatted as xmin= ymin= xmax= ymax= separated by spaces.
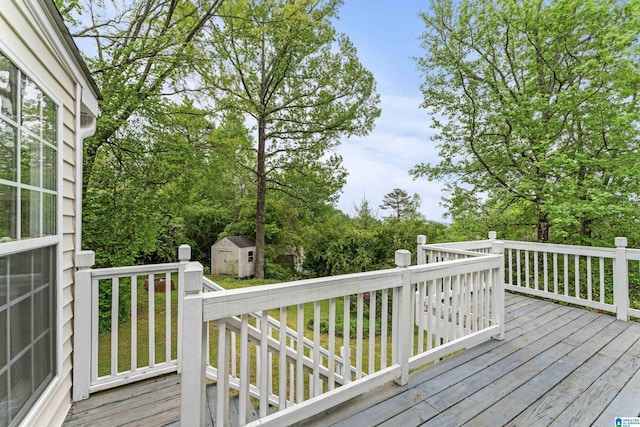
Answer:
xmin=0 ymin=42 xmax=64 ymax=427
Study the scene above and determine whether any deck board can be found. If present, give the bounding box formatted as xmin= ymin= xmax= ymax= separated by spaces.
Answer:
xmin=64 ymin=293 xmax=640 ymax=427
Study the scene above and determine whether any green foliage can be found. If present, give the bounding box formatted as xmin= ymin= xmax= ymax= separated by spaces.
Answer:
xmin=303 ymin=207 xmax=449 ymax=277
xmin=98 ymin=278 xmax=131 ymax=335
xmin=380 ymin=188 xmax=423 ymax=220
xmin=198 ymin=0 xmax=381 ymax=277
xmin=414 ymin=0 xmax=640 ymax=245
xmin=264 ymin=259 xmax=292 ymax=281
xmin=307 ymin=292 xmax=393 ymax=337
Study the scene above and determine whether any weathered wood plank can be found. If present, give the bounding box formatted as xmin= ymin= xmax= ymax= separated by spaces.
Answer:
xmin=596 ymin=363 xmax=640 ymax=423
xmin=66 ymin=374 xmax=180 ymax=414
xmin=411 ymin=310 xmax=596 ymax=425
xmin=421 ymin=341 xmax=577 ymax=427
xmin=507 ymin=320 xmax=635 ymax=426
xmin=469 ymin=315 xmax=631 ymax=426
xmin=64 ymin=377 xmax=181 ymax=426
xmin=553 ymin=334 xmax=640 ymax=426
xmin=419 ymin=308 xmax=589 ymax=405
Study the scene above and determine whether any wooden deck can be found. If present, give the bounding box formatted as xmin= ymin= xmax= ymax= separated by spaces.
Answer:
xmin=64 ymin=293 xmax=640 ymax=426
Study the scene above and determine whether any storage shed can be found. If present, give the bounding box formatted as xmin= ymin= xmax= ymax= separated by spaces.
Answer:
xmin=211 ymin=236 xmax=256 ymax=278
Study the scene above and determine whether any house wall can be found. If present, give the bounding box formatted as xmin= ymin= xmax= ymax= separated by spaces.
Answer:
xmin=0 ymin=2 xmax=97 ymax=425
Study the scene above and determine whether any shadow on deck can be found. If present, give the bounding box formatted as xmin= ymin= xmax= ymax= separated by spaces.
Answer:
xmin=64 ymin=293 xmax=640 ymax=426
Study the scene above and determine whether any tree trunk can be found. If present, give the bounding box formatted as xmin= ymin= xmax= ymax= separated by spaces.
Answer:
xmin=255 ymin=118 xmax=267 ymax=279
xmin=536 ymin=208 xmax=549 ymax=243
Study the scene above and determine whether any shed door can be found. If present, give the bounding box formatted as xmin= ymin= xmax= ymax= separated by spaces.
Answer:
xmin=217 ymin=250 xmax=236 ymax=275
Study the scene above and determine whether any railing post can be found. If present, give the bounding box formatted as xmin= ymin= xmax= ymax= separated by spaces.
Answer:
xmin=394 ymin=249 xmax=412 ymax=386
xmin=177 ymin=244 xmax=191 ymax=374
xmin=614 ymin=237 xmax=629 ymax=321
xmin=490 ymin=241 xmax=505 ymax=340
xmin=181 ymin=262 xmax=206 ymax=427
xmin=417 ymin=235 xmax=426 ymax=265
xmin=73 ymin=250 xmax=95 ymax=401
xmin=488 ymin=231 xmax=497 ymax=241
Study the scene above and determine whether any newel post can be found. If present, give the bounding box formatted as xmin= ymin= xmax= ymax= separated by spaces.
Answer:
xmin=394 ymin=249 xmax=412 ymax=386
xmin=177 ymin=244 xmax=191 ymax=373
xmin=488 ymin=231 xmax=497 ymax=241
xmin=180 ymin=262 xmax=206 ymax=427
xmin=614 ymin=237 xmax=629 ymax=321
xmin=490 ymin=241 xmax=505 ymax=340
xmin=73 ymin=250 xmax=95 ymax=401
xmin=417 ymin=235 xmax=427 ymax=265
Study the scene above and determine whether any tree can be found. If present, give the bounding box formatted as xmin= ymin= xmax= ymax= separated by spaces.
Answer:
xmin=380 ymin=188 xmax=422 ymax=220
xmin=353 ymin=196 xmax=379 ymax=229
xmin=61 ymin=0 xmax=230 ymax=265
xmin=413 ymin=0 xmax=640 ymax=244
xmin=197 ymin=0 xmax=380 ymax=277
xmin=66 ymin=0 xmax=224 ymax=199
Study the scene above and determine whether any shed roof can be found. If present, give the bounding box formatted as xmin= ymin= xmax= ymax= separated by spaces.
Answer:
xmin=225 ymin=236 xmax=255 ymax=248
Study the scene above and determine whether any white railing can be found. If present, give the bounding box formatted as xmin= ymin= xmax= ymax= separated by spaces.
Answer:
xmin=180 ymin=245 xmax=505 ymax=426
xmin=428 ymin=232 xmax=640 ymax=321
xmin=200 ymin=277 xmax=354 ymax=404
xmin=72 ymin=245 xmax=192 ymax=400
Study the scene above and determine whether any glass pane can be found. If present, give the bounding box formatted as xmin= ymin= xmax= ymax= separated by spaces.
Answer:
xmin=42 ymin=96 xmax=56 ymax=144
xmin=9 ymin=251 xmax=31 ymax=300
xmin=33 ymin=288 xmax=49 ymax=338
xmin=0 ymin=185 xmax=16 ymax=241
xmin=9 ymin=349 xmax=32 ymax=419
xmin=10 ymin=297 xmax=31 ymax=359
xmin=0 ymin=52 xmax=17 ymax=120
xmin=33 ymin=333 xmax=52 ymax=388
xmin=0 ymin=371 xmax=7 ymax=427
xmin=21 ymin=189 xmax=40 ymax=239
xmin=42 ymin=145 xmax=56 ymax=191
xmin=0 ymin=119 xmax=16 ymax=181
xmin=20 ymin=136 xmax=40 ymax=187
xmin=20 ymin=75 xmax=42 ymax=137
xmin=42 ymin=193 xmax=56 ymax=236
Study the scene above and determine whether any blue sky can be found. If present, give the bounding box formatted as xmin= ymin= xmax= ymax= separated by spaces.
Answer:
xmin=331 ymin=0 xmax=447 ymax=222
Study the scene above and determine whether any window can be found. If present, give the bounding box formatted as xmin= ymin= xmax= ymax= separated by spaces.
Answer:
xmin=248 ymin=251 xmax=254 ymax=263
xmin=0 ymin=52 xmax=57 ymax=241
xmin=0 ymin=248 xmax=56 ymax=426
xmin=0 ymin=50 xmax=58 ymax=427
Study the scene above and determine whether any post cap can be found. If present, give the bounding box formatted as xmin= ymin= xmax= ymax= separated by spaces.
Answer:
xmin=615 ymin=237 xmax=628 ymax=248
xmin=395 ymin=250 xmax=411 ymax=268
xmin=76 ymin=250 xmax=95 ymax=269
xmin=488 ymin=231 xmax=497 ymax=240
xmin=178 ymin=244 xmax=191 ymax=261
xmin=417 ymin=235 xmax=427 ymax=245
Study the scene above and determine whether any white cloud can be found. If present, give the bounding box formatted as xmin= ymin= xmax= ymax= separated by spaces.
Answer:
xmin=336 ymin=94 xmax=447 ymax=222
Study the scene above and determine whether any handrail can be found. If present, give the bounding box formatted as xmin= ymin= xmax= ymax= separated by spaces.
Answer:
xmin=201 ymin=276 xmax=355 ymax=388
xmin=90 ymin=262 xmax=179 ymax=279
xmin=181 ymin=248 xmax=505 ymax=426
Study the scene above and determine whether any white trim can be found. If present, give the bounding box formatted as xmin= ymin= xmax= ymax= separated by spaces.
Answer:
xmin=13 ymin=375 xmax=66 ymax=427
xmin=0 ymin=235 xmax=59 ymax=256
